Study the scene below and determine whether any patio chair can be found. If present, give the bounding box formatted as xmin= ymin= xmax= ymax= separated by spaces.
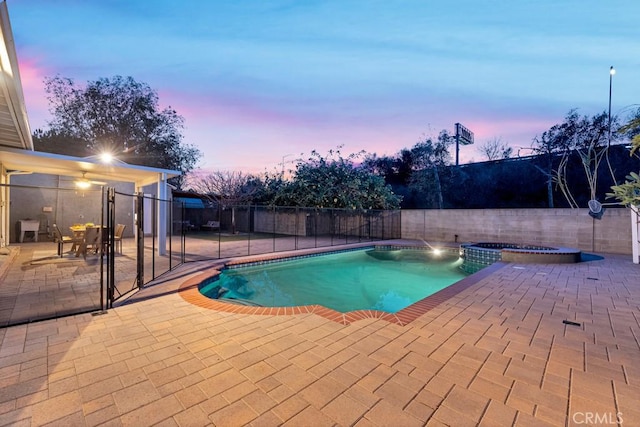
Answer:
xmin=52 ymin=224 xmax=75 ymax=257
xmin=114 ymin=224 xmax=126 ymax=254
xmin=81 ymin=226 xmax=102 ymax=259
xmin=201 ymin=220 xmax=220 ymax=231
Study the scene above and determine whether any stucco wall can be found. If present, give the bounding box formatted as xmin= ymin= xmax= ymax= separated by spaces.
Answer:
xmin=401 ymin=208 xmax=632 ymax=255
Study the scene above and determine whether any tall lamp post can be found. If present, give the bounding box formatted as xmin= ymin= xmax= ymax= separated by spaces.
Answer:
xmin=608 ymin=66 xmax=615 ymax=148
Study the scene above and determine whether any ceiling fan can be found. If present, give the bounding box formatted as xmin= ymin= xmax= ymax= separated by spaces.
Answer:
xmin=75 ymin=171 xmax=107 ymax=189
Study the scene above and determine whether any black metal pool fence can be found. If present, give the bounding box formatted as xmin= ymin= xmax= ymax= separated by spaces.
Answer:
xmin=0 ymin=182 xmax=400 ymax=327
xmin=175 ymin=204 xmax=402 ymax=260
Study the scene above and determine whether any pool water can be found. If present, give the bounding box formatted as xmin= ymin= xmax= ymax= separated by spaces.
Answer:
xmin=200 ymin=249 xmax=467 ymax=313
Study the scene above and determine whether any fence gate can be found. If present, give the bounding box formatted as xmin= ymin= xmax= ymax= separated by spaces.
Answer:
xmin=106 ymin=188 xmax=186 ymax=307
xmin=105 ymin=188 xmax=135 ymax=305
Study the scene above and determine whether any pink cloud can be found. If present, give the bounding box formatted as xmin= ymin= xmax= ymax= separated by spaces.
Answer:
xmin=19 ymin=68 xmax=563 ymax=175
xmin=17 ymin=56 xmax=53 ymax=130
xmin=159 ymin=88 xmax=314 ymax=130
xmin=164 ymin=86 xmax=560 ymax=174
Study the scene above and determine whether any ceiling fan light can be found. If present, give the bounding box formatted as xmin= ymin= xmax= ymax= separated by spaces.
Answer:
xmin=75 ymin=179 xmax=91 ymax=189
xmin=76 ymin=172 xmax=92 ymax=189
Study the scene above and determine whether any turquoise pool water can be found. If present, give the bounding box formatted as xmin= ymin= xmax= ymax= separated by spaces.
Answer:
xmin=200 ymin=249 xmax=467 ymax=313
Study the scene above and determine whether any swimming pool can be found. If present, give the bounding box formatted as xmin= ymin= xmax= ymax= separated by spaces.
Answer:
xmin=199 ymin=248 xmax=466 ymax=313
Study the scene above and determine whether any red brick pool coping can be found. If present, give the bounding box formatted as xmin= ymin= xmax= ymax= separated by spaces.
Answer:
xmin=178 ymin=247 xmax=507 ymax=326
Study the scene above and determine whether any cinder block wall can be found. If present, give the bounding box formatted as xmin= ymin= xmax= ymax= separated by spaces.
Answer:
xmin=401 ymin=208 xmax=632 ymax=255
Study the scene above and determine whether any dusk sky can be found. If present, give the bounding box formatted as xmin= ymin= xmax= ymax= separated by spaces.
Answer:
xmin=8 ymin=0 xmax=640 ymax=174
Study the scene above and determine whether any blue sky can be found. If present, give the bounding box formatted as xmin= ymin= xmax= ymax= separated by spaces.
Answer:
xmin=9 ymin=0 xmax=640 ymax=173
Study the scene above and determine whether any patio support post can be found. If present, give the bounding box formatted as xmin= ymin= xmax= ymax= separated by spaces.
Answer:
xmin=157 ymin=173 xmax=167 ymax=256
xmin=135 ymin=193 xmax=144 ymax=287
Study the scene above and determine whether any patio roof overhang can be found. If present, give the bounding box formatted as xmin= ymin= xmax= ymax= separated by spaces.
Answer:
xmin=0 ymin=1 xmax=32 ymax=151
xmin=0 ymin=146 xmax=180 ymax=187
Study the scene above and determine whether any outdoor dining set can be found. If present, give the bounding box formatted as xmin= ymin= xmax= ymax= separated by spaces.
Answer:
xmin=52 ymin=223 xmax=126 ymax=258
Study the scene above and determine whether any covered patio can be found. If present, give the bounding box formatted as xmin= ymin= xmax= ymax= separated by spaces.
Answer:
xmin=1 ymin=2 xmax=179 ymax=252
xmin=1 ymin=0 xmax=185 ymax=326
xmin=0 ymin=147 xmax=179 ymax=250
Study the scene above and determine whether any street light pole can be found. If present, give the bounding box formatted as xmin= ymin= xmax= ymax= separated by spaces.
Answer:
xmin=608 ymin=66 xmax=615 ymax=148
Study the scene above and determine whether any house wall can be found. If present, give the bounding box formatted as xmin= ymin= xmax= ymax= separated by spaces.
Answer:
xmin=401 ymin=208 xmax=632 ymax=255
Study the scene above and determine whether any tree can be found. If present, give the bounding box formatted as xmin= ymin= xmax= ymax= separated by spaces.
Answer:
xmin=607 ymin=110 xmax=640 ymax=209
xmin=406 ymin=130 xmax=453 ymax=209
xmin=185 ymin=170 xmax=257 ymax=232
xmin=264 ymin=148 xmax=401 ymax=209
xmin=361 ymin=153 xmax=406 ymax=184
xmin=620 ymin=108 xmax=640 ymax=156
xmin=32 ymin=128 xmax=90 ymax=157
xmin=477 ymin=137 xmax=513 ymax=161
xmin=360 ymin=130 xmax=455 ymax=209
xmin=607 ymin=172 xmax=640 ymax=207
xmin=532 ymin=116 xmax=571 ymax=208
xmin=186 ymin=170 xmax=257 ymax=204
xmin=532 ymin=109 xmax=620 ymax=208
xmin=35 ymin=75 xmax=202 ymax=187
xmin=558 ymin=111 xmax=618 ymax=207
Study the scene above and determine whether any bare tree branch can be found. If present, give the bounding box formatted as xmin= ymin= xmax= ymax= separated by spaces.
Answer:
xmin=185 ymin=170 xmax=256 ymax=205
xmin=477 ymin=137 xmax=513 ymax=161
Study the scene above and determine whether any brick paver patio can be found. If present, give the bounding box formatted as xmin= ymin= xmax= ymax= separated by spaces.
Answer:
xmin=0 ymin=243 xmax=638 ymax=426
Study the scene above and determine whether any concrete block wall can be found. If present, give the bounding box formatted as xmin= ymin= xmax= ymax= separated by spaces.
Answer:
xmin=401 ymin=208 xmax=632 ymax=255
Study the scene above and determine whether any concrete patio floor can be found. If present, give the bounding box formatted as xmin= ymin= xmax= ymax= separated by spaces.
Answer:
xmin=0 ymin=243 xmax=638 ymax=426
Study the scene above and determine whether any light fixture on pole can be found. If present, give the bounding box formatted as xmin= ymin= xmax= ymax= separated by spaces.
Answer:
xmin=589 ymin=65 xmax=617 ymax=223
xmin=608 ymin=66 xmax=615 ymax=148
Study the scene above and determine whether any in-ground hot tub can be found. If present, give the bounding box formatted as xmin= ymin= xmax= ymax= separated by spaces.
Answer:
xmin=461 ymin=242 xmax=581 ymax=266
